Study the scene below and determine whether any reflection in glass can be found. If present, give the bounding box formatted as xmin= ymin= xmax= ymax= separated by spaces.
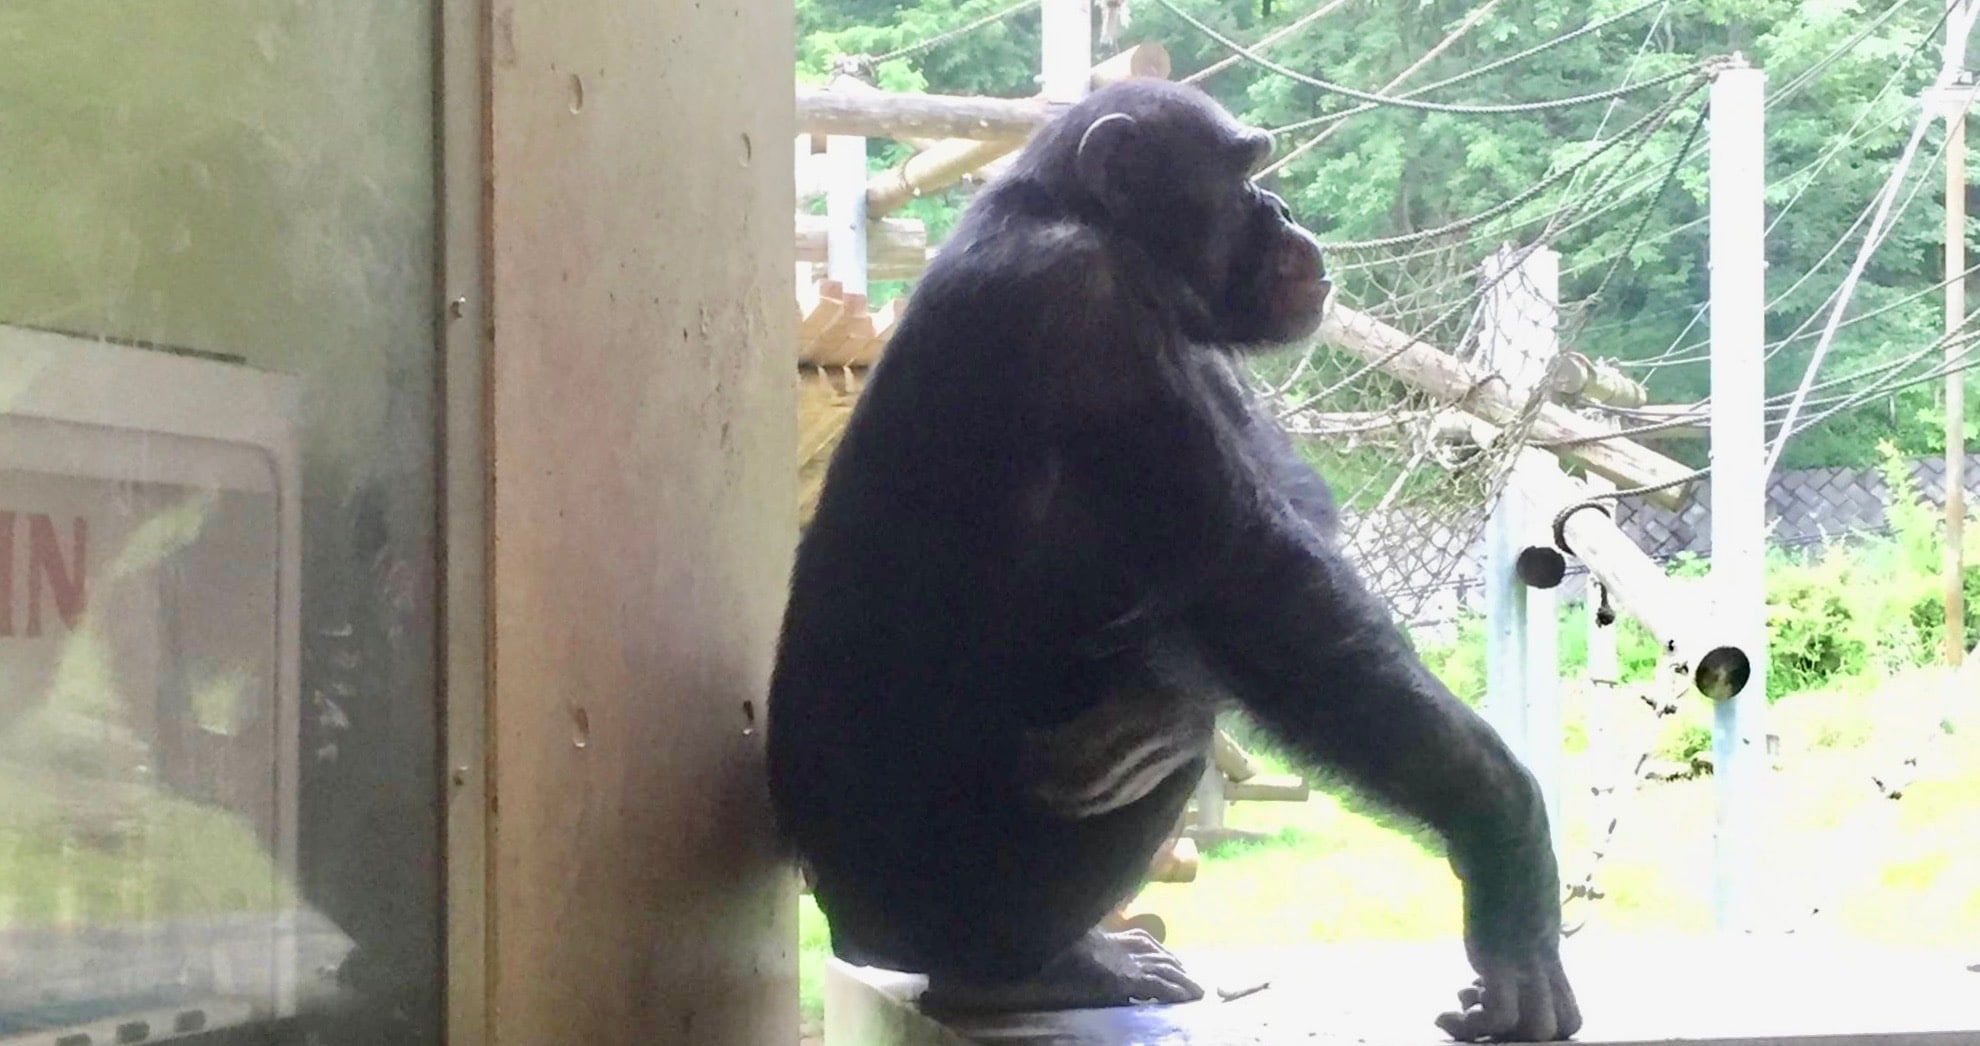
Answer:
xmin=0 ymin=1 xmax=442 ymax=1042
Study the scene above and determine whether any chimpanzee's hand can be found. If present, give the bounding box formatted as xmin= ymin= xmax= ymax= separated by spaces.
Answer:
xmin=1435 ymin=849 xmax=1582 ymax=1042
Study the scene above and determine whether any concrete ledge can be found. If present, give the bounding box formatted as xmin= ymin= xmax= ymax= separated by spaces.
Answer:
xmin=826 ymin=936 xmax=1979 ymax=1045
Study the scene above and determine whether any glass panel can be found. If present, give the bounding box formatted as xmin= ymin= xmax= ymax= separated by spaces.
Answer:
xmin=0 ymin=2 xmax=442 ymax=1043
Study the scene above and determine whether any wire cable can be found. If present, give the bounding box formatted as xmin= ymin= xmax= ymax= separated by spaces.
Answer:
xmin=858 ymin=0 xmax=1041 ymax=67
xmin=1182 ymin=0 xmax=1355 ymax=85
xmin=1570 ymin=14 xmax=1943 ymax=362
xmin=1257 ymin=0 xmax=1508 ymax=178
xmin=1764 ymin=74 xmax=1956 ymax=476
xmin=1629 ymin=123 xmax=1956 ymax=373
xmin=1562 ymin=0 xmax=1675 ymax=201
xmin=1264 ymin=0 xmax=1678 ymax=136
xmin=1321 ymin=78 xmax=1706 ymax=251
xmin=1151 ymin=0 xmax=1715 ymax=117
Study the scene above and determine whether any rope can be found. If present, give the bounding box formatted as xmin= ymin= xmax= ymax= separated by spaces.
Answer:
xmin=1577 ymin=97 xmax=1708 ymax=312
xmin=1255 ymin=0 xmax=1507 ymax=178
xmin=1181 ymin=0 xmax=1354 ymax=86
xmin=1151 ymin=0 xmax=1714 ymax=117
xmin=1571 ymin=12 xmax=1944 ymax=371
xmin=1320 ymin=89 xmax=1696 ymax=348
xmin=1780 ymin=338 xmax=1980 ymax=439
xmin=1767 ymin=0 xmax=1934 ymax=111
xmin=1763 ymin=61 xmax=1957 ymax=477
xmin=1561 ymin=0 xmax=1674 ymax=202
xmin=1549 ymin=315 xmax=1980 ymax=454
xmin=1538 ymin=332 xmax=1980 ymax=507
xmin=1560 ymin=675 xmax=1685 ymax=933
xmin=857 ymin=0 xmax=1041 ymax=68
xmin=1321 ymin=76 xmax=1706 ymax=251
xmin=1547 ymin=465 xmax=1711 ymax=544
xmin=1275 ymin=92 xmax=1699 ymax=420
xmin=1267 ymin=0 xmax=1677 ymax=137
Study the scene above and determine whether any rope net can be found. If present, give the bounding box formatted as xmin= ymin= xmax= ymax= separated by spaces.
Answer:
xmin=1246 ymin=82 xmax=1709 ymax=630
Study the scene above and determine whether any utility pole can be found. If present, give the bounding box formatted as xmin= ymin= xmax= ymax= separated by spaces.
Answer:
xmin=1707 ymin=56 xmax=1769 ymax=933
xmin=1940 ymin=2 xmax=1976 ymax=667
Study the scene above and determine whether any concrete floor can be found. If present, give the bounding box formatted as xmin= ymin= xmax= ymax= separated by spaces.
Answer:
xmin=827 ymin=934 xmax=1980 ymax=1045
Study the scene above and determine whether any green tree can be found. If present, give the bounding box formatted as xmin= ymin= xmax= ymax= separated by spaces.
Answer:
xmin=800 ymin=0 xmax=1976 ymax=469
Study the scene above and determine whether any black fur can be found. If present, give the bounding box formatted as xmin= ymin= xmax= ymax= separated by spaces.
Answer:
xmin=767 ymin=80 xmax=1580 ymax=1041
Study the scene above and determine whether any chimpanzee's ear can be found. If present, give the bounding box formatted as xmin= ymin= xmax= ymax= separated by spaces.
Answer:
xmin=1234 ymin=128 xmax=1273 ymax=175
xmin=1075 ymin=113 xmax=1139 ymax=215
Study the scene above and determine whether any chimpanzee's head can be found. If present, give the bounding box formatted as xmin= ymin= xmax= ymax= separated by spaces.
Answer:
xmin=1023 ymin=79 xmax=1332 ymax=349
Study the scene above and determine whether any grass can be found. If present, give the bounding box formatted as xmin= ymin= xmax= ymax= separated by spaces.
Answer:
xmin=795 ymin=661 xmax=1980 ymax=1028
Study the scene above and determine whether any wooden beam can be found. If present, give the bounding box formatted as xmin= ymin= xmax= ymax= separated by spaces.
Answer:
xmin=1210 ymin=729 xmax=1259 ymax=782
xmin=1547 ymin=351 xmax=1649 ymax=407
xmin=1092 ymin=41 xmax=1171 ymax=85
xmin=860 ymin=45 xmax=1172 ymax=217
xmin=797 ymin=88 xmax=1061 ymax=141
xmin=817 ymin=76 xmax=943 ymax=150
xmin=1147 ymin=836 xmax=1199 ymax=882
xmin=1281 ymin=408 xmax=1473 ymax=443
xmin=796 ymin=213 xmax=927 ymax=274
xmin=867 ymin=138 xmax=1017 ymax=216
xmin=1224 ymin=774 xmax=1310 ymax=803
xmin=1600 ymin=402 xmax=1706 ymax=440
xmin=1318 ymin=303 xmax=1695 ymax=507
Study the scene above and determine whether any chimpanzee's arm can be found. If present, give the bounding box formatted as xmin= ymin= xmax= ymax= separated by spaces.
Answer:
xmin=1046 ymin=355 xmax=1579 ymax=1041
xmin=1183 ymin=515 xmax=1581 ymax=1042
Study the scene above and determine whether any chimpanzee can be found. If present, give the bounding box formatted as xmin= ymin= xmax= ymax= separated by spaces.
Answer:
xmin=766 ymin=79 xmax=1581 ymax=1042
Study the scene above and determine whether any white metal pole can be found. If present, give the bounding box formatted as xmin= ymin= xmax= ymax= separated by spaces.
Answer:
xmin=1707 ymin=57 xmax=1769 ymax=934
xmin=825 ymin=134 xmax=869 ymax=296
xmin=1040 ymin=0 xmax=1094 ymax=103
xmin=1479 ymin=243 xmax=1564 ymax=856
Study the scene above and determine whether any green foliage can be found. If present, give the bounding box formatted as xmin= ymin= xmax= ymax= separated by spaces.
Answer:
xmin=1660 ymin=719 xmax=1714 ymax=765
xmin=1406 ymin=443 xmax=1972 ymax=722
xmin=1764 ymin=442 xmax=1979 ymax=696
xmin=1407 ymin=593 xmax=1665 ymax=709
xmin=798 ymin=0 xmax=1967 ymax=467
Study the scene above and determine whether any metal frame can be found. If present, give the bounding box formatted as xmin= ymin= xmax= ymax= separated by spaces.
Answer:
xmin=436 ymin=0 xmax=491 ymax=1041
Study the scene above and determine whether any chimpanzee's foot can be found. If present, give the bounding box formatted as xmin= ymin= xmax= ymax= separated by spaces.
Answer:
xmin=918 ymin=928 xmax=1204 ymax=1015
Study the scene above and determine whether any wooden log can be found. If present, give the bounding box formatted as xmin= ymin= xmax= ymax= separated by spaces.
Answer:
xmin=1102 ymin=909 xmax=1173 ymax=937
xmin=1318 ymin=304 xmax=1694 ymax=507
xmin=1091 ymin=41 xmax=1171 ymax=86
xmin=1147 ymin=836 xmax=1199 ymax=883
xmin=1281 ymin=408 xmax=1473 ymax=443
xmin=797 ymin=88 xmax=1061 ymax=141
xmin=807 ymin=297 xmax=901 ymax=369
xmin=860 ymin=46 xmax=1172 ymax=217
xmin=817 ymin=76 xmax=942 ymax=151
xmin=1224 ymin=774 xmax=1310 ymax=803
xmin=1210 ymin=729 xmax=1260 ymax=783
xmin=798 ymin=279 xmax=848 ymax=344
xmin=867 ymin=138 xmax=1018 ymax=216
xmin=1547 ymin=351 xmax=1649 ymax=407
xmin=796 ymin=213 xmax=927 ymax=273
xmin=800 ymin=256 xmax=932 ymax=283
xmin=1601 ymin=402 xmax=1707 ymax=440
